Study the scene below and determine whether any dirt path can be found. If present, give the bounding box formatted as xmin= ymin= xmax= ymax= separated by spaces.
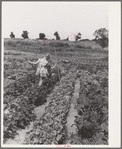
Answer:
xmin=33 ymin=85 xmax=59 ymax=120
xmin=64 ymin=78 xmax=80 ymax=144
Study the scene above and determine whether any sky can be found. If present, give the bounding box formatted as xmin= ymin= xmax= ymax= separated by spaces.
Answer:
xmin=2 ymin=2 xmax=109 ymax=40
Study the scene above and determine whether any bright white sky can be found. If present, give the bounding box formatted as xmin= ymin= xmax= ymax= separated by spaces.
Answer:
xmin=2 ymin=2 xmax=108 ymax=40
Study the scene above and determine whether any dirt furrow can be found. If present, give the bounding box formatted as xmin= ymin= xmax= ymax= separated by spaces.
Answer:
xmin=64 ymin=78 xmax=80 ymax=144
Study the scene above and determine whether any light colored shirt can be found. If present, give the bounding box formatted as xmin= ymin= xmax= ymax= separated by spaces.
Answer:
xmin=29 ymin=57 xmax=48 ymax=68
xmin=28 ymin=57 xmax=49 ymax=77
xmin=37 ymin=58 xmax=48 ymax=68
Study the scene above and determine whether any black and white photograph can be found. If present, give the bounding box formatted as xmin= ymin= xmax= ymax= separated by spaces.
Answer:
xmin=1 ymin=1 xmax=121 ymax=148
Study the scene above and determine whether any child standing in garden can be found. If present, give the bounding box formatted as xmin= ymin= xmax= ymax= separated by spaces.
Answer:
xmin=28 ymin=53 xmax=52 ymax=86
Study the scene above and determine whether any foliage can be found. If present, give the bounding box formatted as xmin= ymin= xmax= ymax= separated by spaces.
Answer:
xmin=5 ymin=40 xmax=16 ymax=47
xmin=75 ymin=32 xmax=81 ymax=41
xmin=66 ymin=37 xmax=69 ymax=41
xmin=93 ymin=28 xmax=108 ymax=48
xmin=75 ymin=70 xmax=108 ymax=144
xmin=54 ymin=31 xmax=60 ymax=40
xmin=21 ymin=31 xmax=29 ymax=39
xmin=24 ymin=73 xmax=76 ymax=144
xmin=97 ymin=38 xmax=108 ymax=48
xmin=39 ymin=33 xmax=46 ymax=40
xmin=10 ymin=32 xmax=15 ymax=38
xmin=3 ymin=37 xmax=108 ymax=144
xmin=3 ymin=72 xmax=57 ymax=142
xmin=93 ymin=28 xmax=108 ymax=40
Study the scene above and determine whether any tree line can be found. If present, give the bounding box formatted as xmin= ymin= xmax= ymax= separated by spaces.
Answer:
xmin=10 ymin=31 xmax=82 ymax=41
xmin=10 ymin=28 xmax=108 ymax=47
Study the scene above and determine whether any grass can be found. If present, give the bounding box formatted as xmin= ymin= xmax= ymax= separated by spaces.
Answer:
xmin=49 ymin=41 xmax=69 ymax=47
xmin=4 ymin=38 xmax=105 ymax=51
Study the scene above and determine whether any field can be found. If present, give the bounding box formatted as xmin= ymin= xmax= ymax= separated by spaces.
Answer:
xmin=3 ymin=38 xmax=108 ymax=145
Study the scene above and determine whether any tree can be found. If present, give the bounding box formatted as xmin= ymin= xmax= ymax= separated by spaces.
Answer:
xmin=21 ymin=31 xmax=29 ymax=39
xmin=39 ymin=33 xmax=46 ymax=40
xmin=75 ymin=32 xmax=81 ymax=41
xmin=93 ymin=28 xmax=108 ymax=39
xmin=54 ymin=31 xmax=60 ymax=40
xmin=10 ymin=32 xmax=15 ymax=38
xmin=93 ymin=28 xmax=108 ymax=48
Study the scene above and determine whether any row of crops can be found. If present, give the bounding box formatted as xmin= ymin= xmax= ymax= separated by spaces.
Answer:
xmin=24 ymin=73 xmax=76 ymax=144
xmin=4 ymin=70 xmax=108 ymax=145
xmin=75 ymin=70 xmax=108 ymax=144
xmin=3 ymin=72 xmax=56 ymax=143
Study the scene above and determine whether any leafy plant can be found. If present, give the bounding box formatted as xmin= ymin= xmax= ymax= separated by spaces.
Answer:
xmin=3 ymin=72 xmax=57 ymax=142
xmin=75 ymin=70 xmax=108 ymax=144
